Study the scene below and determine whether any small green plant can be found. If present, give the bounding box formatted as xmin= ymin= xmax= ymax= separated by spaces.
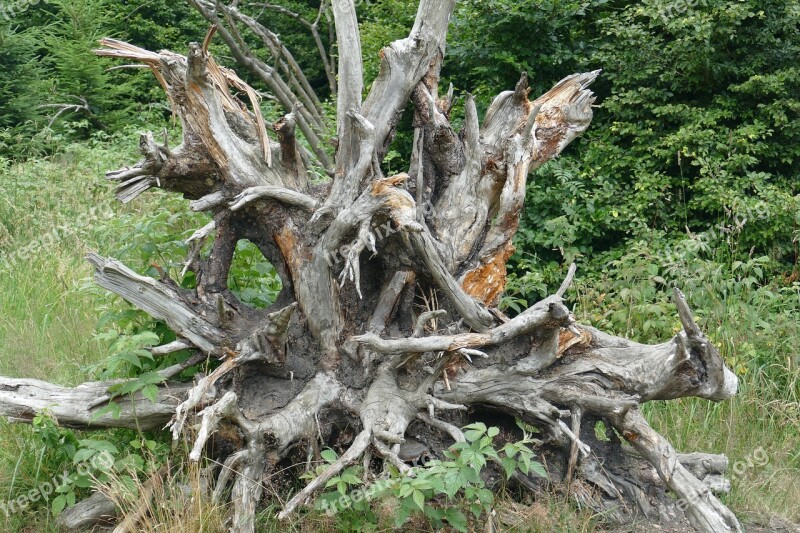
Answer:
xmin=87 ymin=327 xmax=172 ymax=418
xmin=30 ymin=411 xmax=169 ymax=517
xmin=93 ymin=329 xmax=160 ymax=378
xmin=310 ymin=423 xmax=545 ymax=532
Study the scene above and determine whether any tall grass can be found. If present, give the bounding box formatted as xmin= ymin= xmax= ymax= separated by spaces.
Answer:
xmin=0 ymin=144 xmax=124 ymax=382
xmin=0 ymin=137 xmax=177 ymax=531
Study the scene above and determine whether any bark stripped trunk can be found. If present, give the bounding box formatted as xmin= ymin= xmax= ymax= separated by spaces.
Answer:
xmin=0 ymin=2 xmax=743 ymax=532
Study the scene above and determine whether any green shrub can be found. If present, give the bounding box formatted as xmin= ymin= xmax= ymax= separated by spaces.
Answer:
xmin=309 ymin=422 xmax=545 ymax=532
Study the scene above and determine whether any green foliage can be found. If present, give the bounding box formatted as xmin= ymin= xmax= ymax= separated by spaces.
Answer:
xmin=358 ymin=1 xmax=419 ymax=89
xmin=0 ymin=23 xmax=51 ymax=157
xmin=570 ymin=235 xmax=800 ymax=395
xmin=90 ymin=329 xmax=167 ymax=406
xmin=42 ymin=0 xmax=129 ymax=130
xmin=438 ymin=3 xmax=800 ymax=518
xmin=30 ymin=410 xmax=169 ymax=517
xmin=587 ymin=0 xmax=799 ymax=252
xmin=0 ymin=0 xmax=207 ymax=159
xmin=447 ymin=0 xmax=611 ymax=105
xmin=1 ymin=0 xmax=799 ymax=528
xmin=473 ymin=4 xmax=800 ymax=422
xmin=311 ymin=423 xmax=544 ymax=532
xmin=433 ymin=0 xmax=800 ymax=276
xmin=117 ymin=0 xmax=207 ymax=53
xmin=76 ymin=178 xmax=281 ymax=414
xmin=228 ymin=240 xmax=283 ymax=309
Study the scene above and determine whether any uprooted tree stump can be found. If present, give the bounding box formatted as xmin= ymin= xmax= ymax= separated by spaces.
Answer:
xmin=0 ymin=1 xmax=744 ymax=531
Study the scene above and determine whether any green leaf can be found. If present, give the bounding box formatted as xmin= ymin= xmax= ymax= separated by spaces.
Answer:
xmin=395 ymin=499 xmax=414 ymax=527
xmin=463 ymin=422 xmax=487 ymax=443
xmin=462 ymin=422 xmax=487 ymax=432
xmin=501 ymin=457 xmax=517 ymax=479
xmin=424 ymin=506 xmax=444 ymax=521
xmin=137 ymin=371 xmax=166 ymax=385
xmin=459 ymin=447 xmax=476 ymax=465
xmin=483 ymin=448 xmax=499 ymax=461
xmin=459 ymin=465 xmax=480 ymax=486
xmin=51 ymin=495 xmax=67 ymax=516
xmin=119 ymin=475 xmax=138 ymax=495
xmin=142 ymin=384 xmax=159 ymax=403
xmin=477 ymin=487 xmax=494 ymax=506
xmin=444 ymin=507 xmax=468 ymax=532
xmin=428 ymin=475 xmax=446 ymax=493
xmin=133 ymin=348 xmax=155 ymax=361
xmin=470 ymin=501 xmax=483 ymax=518
xmin=79 ymin=439 xmax=119 ymax=454
xmin=320 ymin=448 xmax=338 ymax=463
xmin=340 ymin=472 xmax=362 ymax=485
xmin=72 ymin=448 xmax=96 ymax=464
xmin=113 ymin=351 xmax=142 ymax=369
xmin=107 ymin=380 xmax=143 ymax=397
xmin=412 ymin=489 xmax=425 ymax=511
xmin=398 ymin=483 xmax=414 ymax=499
xmin=530 ymin=460 xmax=549 ymax=479
xmin=73 ymin=475 xmax=93 ymax=489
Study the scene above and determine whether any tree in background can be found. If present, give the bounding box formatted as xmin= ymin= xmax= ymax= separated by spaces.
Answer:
xmin=0 ymin=21 xmax=50 ymax=156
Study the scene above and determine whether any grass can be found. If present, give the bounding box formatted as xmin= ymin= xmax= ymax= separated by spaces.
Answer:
xmin=0 ymin=140 xmax=798 ymax=531
xmin=0 ymin=146 xmax=117 ymax=382
xmin=0 ymin=139 xmax=142 ymax=531
xmin=643 ymin=378 xmax=800 ymax=526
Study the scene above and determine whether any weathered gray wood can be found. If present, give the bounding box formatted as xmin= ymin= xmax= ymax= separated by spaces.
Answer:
xmin=407 ymin=229 xmax=496 ymax=331
xmin=230 ymin=185 xmax=318 ymax=212
xmin=355 ymin=295 xmax=569 ymax=353
xmin=87 ymin=253 xmax=224 ymax=355
xmin=187 ymin=1 xmax=332 ymax=170
xmin=328 ymin=0 xmax=364 ymax=203
xmin=257 ymin=2 xmax=337 ymax=95
xmin=433 ymin=294 xmax=739 ymax=533
xmin=151 ymin=339 xmax=191 ymax=356
xmin=56 ymin=491 xmax=117 ymax=531
xmin=325 ymin=0 xmax=455 ymax=209
xmin=610 ymin=409 xmax=741 ymax=533
xmin=0 ymin=377 xmax=191 ymax=430
xmin=678 ymin=452 xmax=732 ymax=494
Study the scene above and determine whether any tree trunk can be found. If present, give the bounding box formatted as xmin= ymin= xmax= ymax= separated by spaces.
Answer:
xmin=0 ymin=2 xmax=744 ymax=532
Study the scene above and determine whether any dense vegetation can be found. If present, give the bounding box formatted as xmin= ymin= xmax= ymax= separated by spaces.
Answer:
xmin=0 ymin=0 xmax=797 ymax=530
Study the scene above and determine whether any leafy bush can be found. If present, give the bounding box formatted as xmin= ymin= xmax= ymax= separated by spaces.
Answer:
xmin=30 ymin=410 xmax=169 ymax=517
xmin=309 ymin=422 xmax=545 ymax=532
